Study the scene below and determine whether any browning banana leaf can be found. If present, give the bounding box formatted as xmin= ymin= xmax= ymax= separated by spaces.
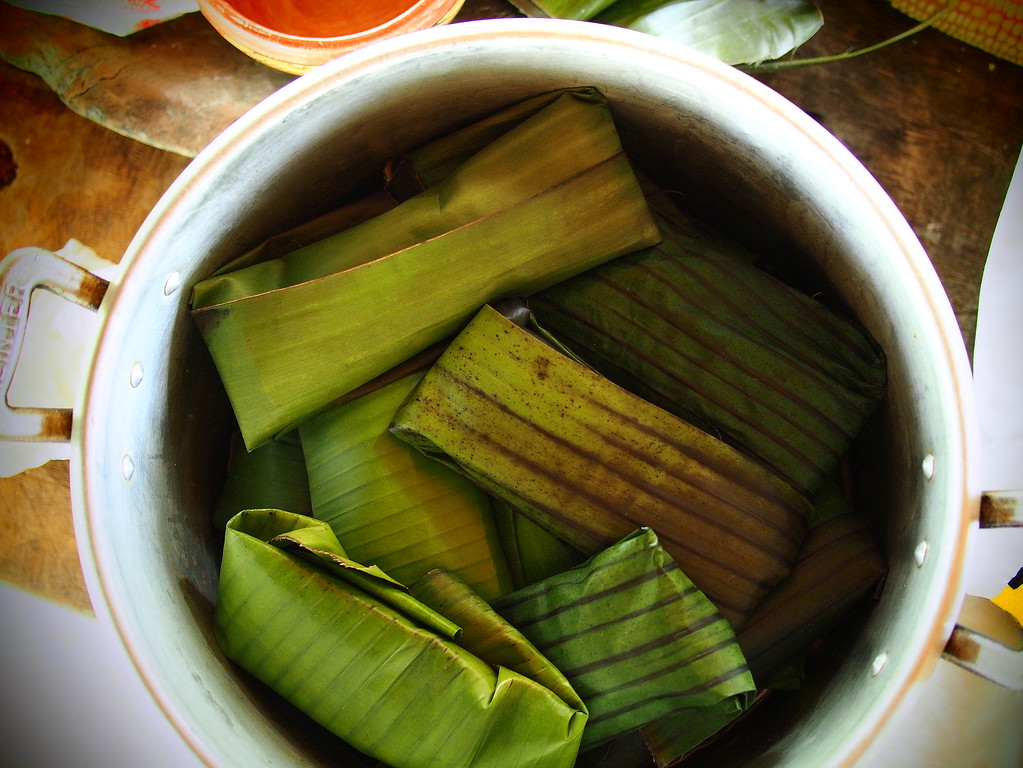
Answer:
xmin=390 ymin=305 xmax=812 ymax=629
xmin=299 ymin=372 xmax=514 ymax=602
xmin=529 ymin=194 xmax=886 ymax=497
xmin=641 ymin=510 xmax=885 ymax=767
xmin=493 ymin=528 xmax=755 ymax=751
xmin=216 ymin=509 xmax=588 ymax=768
xmin=191 ymin=89 xmax=660 ymax=449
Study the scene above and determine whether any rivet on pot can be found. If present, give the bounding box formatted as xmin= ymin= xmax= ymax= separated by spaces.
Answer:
xmin=870 ymin=651 xmax=889 ymax=677
xmin=129 ymin=362 xmax=144 ymax=389
xmin=913 ymin=539 xmax=929 ymax=567
xmin=163 ymin=271 xmax=182 ymax=296
xmin=922 ymin=453 xmax=935 ymax=481
xmin=121 ymin=453 xmax=136 ymax=481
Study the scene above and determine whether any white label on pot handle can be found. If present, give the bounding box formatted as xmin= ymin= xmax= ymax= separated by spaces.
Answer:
xmin=0 ymin=240 xmax=115 ymax=477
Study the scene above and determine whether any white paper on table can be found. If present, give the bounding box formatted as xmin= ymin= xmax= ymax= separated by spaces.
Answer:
xmin=6 ymin=0 xmax=199 ymax=36
xmin=967 ymin=149 xmax=1023 ymax=599
xmin=0 ymin=240 xmax=117 ymax=477
xmin=0 ymin=582 xmax=203 ymax=768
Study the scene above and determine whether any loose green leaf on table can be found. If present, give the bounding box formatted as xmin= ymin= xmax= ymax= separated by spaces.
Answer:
xmin=216 ymin=509 xmax=588 ymax=768
xmin=597 ymin=0 xmax=823 ymax=65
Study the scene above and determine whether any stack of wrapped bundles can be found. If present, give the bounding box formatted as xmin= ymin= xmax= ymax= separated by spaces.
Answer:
xmin=196 ymin=88 xmax=888 ymax=768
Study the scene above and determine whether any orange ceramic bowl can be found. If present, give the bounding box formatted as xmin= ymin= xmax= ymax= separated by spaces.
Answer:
xmin=198 ymin=0 xmax=467 ymax=74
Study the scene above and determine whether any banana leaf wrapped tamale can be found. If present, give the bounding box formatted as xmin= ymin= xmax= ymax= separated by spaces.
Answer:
xmin=493 ymin=528 xmax=755 ymax=751
xmin=390 ymin=305 xmax=813 ymax=629
xmin=529 ymin=193 xmax=886 ymax=497
xmin=216 ymin=509 xmax=588 ymax=768
xmin=191 ymin=89 xmax=661 ymax=449
xmin=299 ymin=372 xmax=514 ymax=602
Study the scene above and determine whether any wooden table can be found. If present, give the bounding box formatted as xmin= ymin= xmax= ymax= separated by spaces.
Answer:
xmin=1 ymin=0 xmax=1021 ymax=613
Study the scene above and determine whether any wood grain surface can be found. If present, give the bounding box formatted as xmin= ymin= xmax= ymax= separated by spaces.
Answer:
xmin=0 ymin=0 xmax=1020 ymax=613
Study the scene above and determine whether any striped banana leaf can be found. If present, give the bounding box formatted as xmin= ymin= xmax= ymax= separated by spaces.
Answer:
xmin=299 ymin=372 xmax=514 ymax=602
xmin=390 ymin=305 xmax=812 ymax=629
xmin=191 ymin=89 xmax=660 ymax=449
xmin=216 ymin=509 xmax=588 ymax=768
xmin=736 ymin=511 xmax=886 ymax=686
xmin=212 ymin=430 xmax=311 ymax=530
xmin=640 ymin=511 xmax=885 ymax=767
xmin=493 ymin=528 xmax=755 ymax=751
xmin=529 ymin=194 xmax=886 ymax=497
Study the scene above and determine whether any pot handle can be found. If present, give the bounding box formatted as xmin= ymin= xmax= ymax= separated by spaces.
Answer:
xmin=0 ymin=247 xmax=109 ymax=442
xmin=942 ymin=490 xmax=1023 ymax=692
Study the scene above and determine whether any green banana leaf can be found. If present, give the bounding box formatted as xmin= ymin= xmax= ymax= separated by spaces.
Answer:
xmin=529 ymin=193 xmax=886 ymax=497
xmin=640 ymin=510 xmax=884 ymax=767
xmin=491 ymin=498 xmax=586 ymax=590
xmin=216 ymin=509 xmax=588 ymax=768
xmin=393 ymin=88 xmax=585 ymax=192
xmin=736 ymin=511 xmax=886 ymax=686
xmin=202 ymin=187 xmax=399 ymax=282
xmin=493 ymin=528 xmax=755 ymax=750
xmin=191 ymin=89 xmax=660 ymax=450
xmin=390 ymin=305 xmax=812 ymax=629
xmin=299 ymin=371 xmax=514 ymax=602
xmin=212 ymin=430 xmax=311 ymax=530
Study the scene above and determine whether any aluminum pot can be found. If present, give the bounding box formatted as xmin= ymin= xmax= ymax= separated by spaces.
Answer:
xmin=1 ymin=18 xmax=1020 ymax=768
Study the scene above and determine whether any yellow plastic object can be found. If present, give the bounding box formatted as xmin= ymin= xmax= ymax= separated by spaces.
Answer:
xmin=992 ymin=567 xmax=1023 ymax=627
xmin=890 ymin=0 xmax=1023 ymax=65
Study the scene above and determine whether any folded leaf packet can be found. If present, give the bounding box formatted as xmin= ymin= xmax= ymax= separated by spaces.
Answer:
xmin=529 ymin=198 xmax=886 ymax=497
xmin=390 ymin=305 xmax=812 ymax=629
xmin=191 ymin=89 xmax=660 ymax=449
xmin=493 ymin=528 xmax=755 ymax=750
xmin=216 ymin=510 xmax=588 ymax=768
xmin=299 ymin=372 xmax=514 ymax=602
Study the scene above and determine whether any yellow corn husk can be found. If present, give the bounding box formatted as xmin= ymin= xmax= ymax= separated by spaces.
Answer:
xmin=299 ymin=372 xmax=515 ymax=602
xmin=891 ymin=0 xmax=1023 ymax=64
xmin=390 ymin=305 xmax=813 ymax=629
xmin=215 ymin=510 xmax=588 ymax=768
xmin=191 ymin=89 xmax=660 ymax=450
